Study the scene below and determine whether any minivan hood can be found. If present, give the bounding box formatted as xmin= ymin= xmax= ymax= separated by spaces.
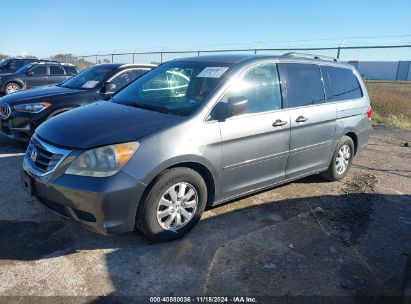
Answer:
xmin=0 ymin=85 xmax=83 ymax=105
xmin=36 ymin=101 xmax=182 ymax=149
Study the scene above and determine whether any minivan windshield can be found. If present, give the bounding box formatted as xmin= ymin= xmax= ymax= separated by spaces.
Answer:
xmin=60 ymin=65 xmax=117 ymax=90
xmin=112 ymin=61 xmax=234 ymax=116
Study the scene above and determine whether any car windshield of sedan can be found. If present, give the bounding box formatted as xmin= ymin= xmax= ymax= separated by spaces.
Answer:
xmin=112 ymin=61 xmax=234 ymax=116
xmin=15 ymin=64 xmax=34 ymax=74
xmin=60 ymin=66 xmax=116 ymax=90
xmin=0 ymin=59 xmax=12 ymax=68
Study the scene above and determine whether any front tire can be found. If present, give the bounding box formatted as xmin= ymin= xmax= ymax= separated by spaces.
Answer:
xmin=321 ymin=135 xmax=354 ymax=181
xmin=136 ymin=167 xmax=207 ymax=242
xmin=5 ymin=82 xmax=22 ymax=95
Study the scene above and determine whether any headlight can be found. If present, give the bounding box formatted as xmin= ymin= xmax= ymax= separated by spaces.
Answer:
xmin=66 ymin=142 xmax=140 ymax=177
xmin=13 ymin=102 xmax=51 ymax=113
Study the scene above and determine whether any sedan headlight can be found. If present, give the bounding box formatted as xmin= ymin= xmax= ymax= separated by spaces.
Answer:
xmin=13 ymin=102 xmax=51 ymax=113
xmin=66 ymin=142 xmax=140 ymax=177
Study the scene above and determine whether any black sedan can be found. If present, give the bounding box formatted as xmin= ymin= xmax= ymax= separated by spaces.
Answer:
xmin=0 ymin=63 xmax=156 ymax=141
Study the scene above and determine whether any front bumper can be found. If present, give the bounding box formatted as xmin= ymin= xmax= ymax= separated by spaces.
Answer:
xmin=0 ymin=110 xmax=50 ymax=141
xmin=21 ymin=137 xmax=147 ymax=235
xmin=23 ymin=168 xmax=146 ymax=234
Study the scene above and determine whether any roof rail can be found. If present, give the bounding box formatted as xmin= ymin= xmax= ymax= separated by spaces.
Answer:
xmin=31 ymin=60 xmax=62 ymax=65
xmin=282 ymin=52 xmax=339 ymax=62
xmin=120 ymin=63 xmax=158 ymax=68
xmin=38 ymin=59 xmax=60 ymax=63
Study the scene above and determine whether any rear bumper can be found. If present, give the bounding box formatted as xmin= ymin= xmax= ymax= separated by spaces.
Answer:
xmin=22 ymin=168 xmax=147 ymax=235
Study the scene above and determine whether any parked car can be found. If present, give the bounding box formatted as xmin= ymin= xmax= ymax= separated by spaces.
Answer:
xmin=0 ymin=58 xmax=38 ymax=74
xmin=0 ymin=63 xmax=155 ymax=141
xmin=21 ymin=54 xmax=372 ymax=242
xmin=0 ymin=61 xmax=80 ymax=95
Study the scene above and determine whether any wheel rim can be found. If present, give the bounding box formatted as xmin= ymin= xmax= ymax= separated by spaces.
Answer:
xmin=335 ymin=144 xmax=351 ymax=174
xmin=6 ymin=84 xmax=20 ymax=94
xmin=156 ymin=182 xmax=198 ymax=231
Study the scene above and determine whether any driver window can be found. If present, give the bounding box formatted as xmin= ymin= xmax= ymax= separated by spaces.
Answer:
xmin=141 ymin=68 xmax=191 ymax=98
xmin=109 ymin=69 xmax=148 ymax=93
xmin=221 ymin=63 xmax=282 ymax=114
xmin=30 ymin=65 xmax=48 ymax=76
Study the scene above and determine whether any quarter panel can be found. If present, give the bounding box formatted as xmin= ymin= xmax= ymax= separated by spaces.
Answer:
xmin=335 ymin=98 xmax=371 ymax=154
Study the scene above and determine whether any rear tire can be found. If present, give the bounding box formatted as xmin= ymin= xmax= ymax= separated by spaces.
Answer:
xmin=5 ymin=82 xmax=22 ymax=95
xmin=136 ymin=167 xmax=207 ymax=242
xmin=321 ymin=135 xmax=354 ymax=181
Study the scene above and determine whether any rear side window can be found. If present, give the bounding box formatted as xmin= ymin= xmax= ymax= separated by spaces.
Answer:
xmin=278 ymin=63 xmax=324 ymax=108
xmin=322 ymin=66 xmax=363 ymax=101
xmin=49 ymin=65 xmax=65 ymax=75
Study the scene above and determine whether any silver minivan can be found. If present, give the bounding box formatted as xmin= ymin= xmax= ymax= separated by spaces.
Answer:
xmin=22 ymin=53 xmax=372 ymax=242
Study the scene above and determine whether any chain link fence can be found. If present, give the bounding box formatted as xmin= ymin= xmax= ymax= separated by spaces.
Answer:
xmin=56 ymin=45 xmax=411 ymax=80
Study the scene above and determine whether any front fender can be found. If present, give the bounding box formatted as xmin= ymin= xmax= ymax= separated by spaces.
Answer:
xmin=47 ymin=107 xmax=78 ymax=119
xmin=123 ymin=153 xmax=220 ymax=195
xmin=4 ymin=79 xmax=25 ymax=90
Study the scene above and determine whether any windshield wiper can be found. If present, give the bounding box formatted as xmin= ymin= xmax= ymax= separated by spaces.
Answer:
xmin=60 ymin=84 xmax=87 ymax=90
xmin=130 ymin=102 xmax=173 ymax=115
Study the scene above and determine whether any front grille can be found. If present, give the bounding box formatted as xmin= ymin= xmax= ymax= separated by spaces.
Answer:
xmin=24 ymin=135 xmax=71 ymax=176
xmin=27 ymin=142 xmax=64 ymax=173
xmin=0 ymin=103 xmax=11 ymax=119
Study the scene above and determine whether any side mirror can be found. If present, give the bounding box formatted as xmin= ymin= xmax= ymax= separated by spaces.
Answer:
xmin=227 ymin=96 xmax=248 ymax=117
xmin=26 ymin=71 xmax=33 ymax=76
xmin=101 ymin=82 xmax=116 ymax=95
xmin=212 ymin=96 xmax=248 ymax=121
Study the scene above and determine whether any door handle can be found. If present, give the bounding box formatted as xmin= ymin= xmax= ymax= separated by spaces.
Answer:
xmin=272 ymin=119 xmax=288 ymax=127
xmin=295 ymin=116 xmax=308 ymax=123
xmin=43 ymin=77 xmax=48 ymax=80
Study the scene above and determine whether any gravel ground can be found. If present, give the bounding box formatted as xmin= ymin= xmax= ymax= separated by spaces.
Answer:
xmin=0 ymin=125 xmax=410 ymax=303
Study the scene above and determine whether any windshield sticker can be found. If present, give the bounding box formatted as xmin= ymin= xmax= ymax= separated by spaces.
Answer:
xmin=197 ymin=67 xmax=229 ymax=78
xmin=82 ymin=80 xmax=99 ymax=89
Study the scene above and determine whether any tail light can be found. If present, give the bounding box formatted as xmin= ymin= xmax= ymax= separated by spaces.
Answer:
xmin=366 ymin=106 xmax=372 ymax=121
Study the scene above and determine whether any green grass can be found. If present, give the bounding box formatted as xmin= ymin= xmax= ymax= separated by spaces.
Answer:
xmin=365 ymin=81 xmax=411 ymax=129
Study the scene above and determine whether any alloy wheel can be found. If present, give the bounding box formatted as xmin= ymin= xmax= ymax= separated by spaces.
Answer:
xmin=6 ymin=84 xmax=20 ymax=94
xmin=156 ymin=182 xmax=198 ymax=231
xmin=335 ymin=144 xmax=351 ymax=174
